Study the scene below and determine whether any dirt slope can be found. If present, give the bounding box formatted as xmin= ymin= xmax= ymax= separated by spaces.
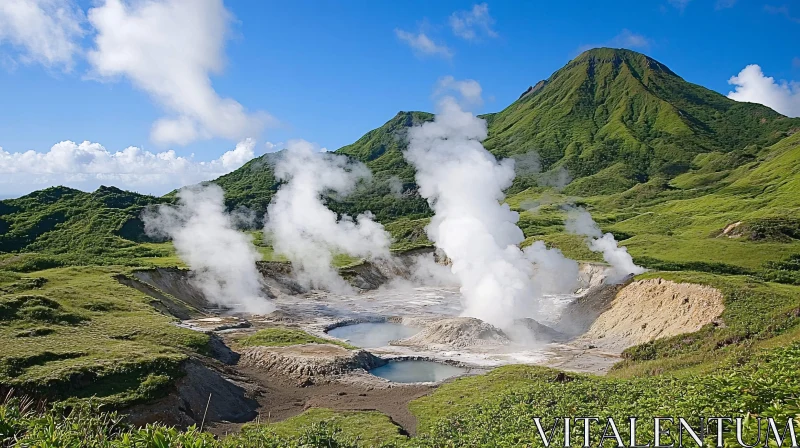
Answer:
xmin=582 ymin=278 xmax=724 ymax=350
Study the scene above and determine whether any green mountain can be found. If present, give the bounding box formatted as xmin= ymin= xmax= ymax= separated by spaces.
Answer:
xmin=215 ymin=48 xmax=800 ymax=218
xmin=2 ymin=48 xmax=800 ymax=444
xmin=2 ymin=47 xmax=799 ymax=264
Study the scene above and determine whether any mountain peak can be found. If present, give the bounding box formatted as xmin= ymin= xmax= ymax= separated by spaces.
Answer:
xmin=570 ymin=47 xmax=676 ymax=76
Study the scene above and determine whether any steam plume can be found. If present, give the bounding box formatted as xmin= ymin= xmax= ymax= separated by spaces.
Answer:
xmin=403 ymin=81 xmax=578 ymax=329
xmin=564 ymin=206 xmax=645 ymax=282
xmin=142 ymin=184 xmax=274 ymax=314
xmin=265 ymin=140 xmax=391 ymax=293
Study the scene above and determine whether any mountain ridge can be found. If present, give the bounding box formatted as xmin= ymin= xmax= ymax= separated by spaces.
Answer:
xmin=2 ymin=47 xmax=799 ymax=259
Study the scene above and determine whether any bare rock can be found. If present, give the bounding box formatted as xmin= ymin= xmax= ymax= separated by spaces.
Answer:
xmin=239 ymin=344 xmax=385 ymax=377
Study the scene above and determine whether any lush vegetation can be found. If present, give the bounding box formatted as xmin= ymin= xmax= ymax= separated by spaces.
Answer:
xmin=235 ymin=328 xmax=357 ymax=350
xmin=411 ymin=342 xmax=800 ymax=447
xmin=0 ymin=266 xmax=209 ymax=409
xmin=1 ymin=341 xmax=798 ymax=446
xmin=1 ymin=47 xmax=800 ymax=446
xmin=0 ymin=397 xmax=400 ymax=447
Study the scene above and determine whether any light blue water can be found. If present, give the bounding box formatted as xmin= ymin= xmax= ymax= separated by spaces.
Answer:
xmin=326 ymin=322 xmax=420 ymax=348
xmin=370 ymin=360 xmax=467 ymax=383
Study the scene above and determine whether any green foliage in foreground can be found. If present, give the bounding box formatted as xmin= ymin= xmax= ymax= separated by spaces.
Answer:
xmin=1 ymin=342 xmax=799 ymax=447
xmin=411 ymin=342 xmax=800 ymax=447
xmin=0 ymin=398 xmax=394 ymax=447
xmin=235 ymin=328 xmax=357 ymax=350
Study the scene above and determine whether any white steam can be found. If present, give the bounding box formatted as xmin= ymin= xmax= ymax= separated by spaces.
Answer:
xmin=403 ymin=82 xmax=579 ymax=329
xmin=265 ymin=140 xmax=391 ymax=293
xmin=142 ymin=184 xmax=274 ymax=314
xmin=523 ymin=241 xmax=580 ymax=295
xmin=565 ymin=206 xmax=645 ymax=282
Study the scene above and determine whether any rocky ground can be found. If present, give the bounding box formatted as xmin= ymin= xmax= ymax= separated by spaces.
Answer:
xmin=123 ymin=253 xmax=727 ymax=435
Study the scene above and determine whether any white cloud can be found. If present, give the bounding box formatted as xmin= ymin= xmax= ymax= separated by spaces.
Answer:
xmin=87 ymin=0 xmax=272 ymax=146
xmin=715 ymin=0 xmax=736 ymax=10
xmin=395 ymin=29 xmax=453 ymax=59
xmin=764 ymin=5 xmax=800 ymax=24
xmin=611 ymin=29 xmax=652 ymax=50
xmin=264 ymin=141 xmax=284 ymax=153
xmin=0 ymin=0 xmax=84 ymax=70
xmin=436 ymin=76 xmax=483 ymax=106
xmin=0 ymin=138 xmax=257 ymax=196
xmin=727 ymin=64 xmax=800 ymax=117
xmin=668 ymin=0 xmax=692 ymax=12
xmin=577 ymin=29 xmax=651 ymax=54
xmin=449 ymin=3 xmax=497 ymax=41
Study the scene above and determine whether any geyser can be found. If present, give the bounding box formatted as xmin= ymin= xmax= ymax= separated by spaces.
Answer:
xmin=142 ymin=184 xmax=274 ymax=314
xmin=565 ymin=206 xmax=645 ymax=282
xmin=265 ymin=140 xmax=392 ymax=293
xmin=402 ymin=78 xmax=579 ymax=329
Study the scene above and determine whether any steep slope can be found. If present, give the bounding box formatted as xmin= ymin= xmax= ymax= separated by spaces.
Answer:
xmin=484 ymin=48 xmax=798 ymax=194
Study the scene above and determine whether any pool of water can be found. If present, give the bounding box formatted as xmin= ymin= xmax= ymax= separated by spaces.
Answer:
xmin=326 ymin=322 xmax=420 ymax=348
xmin=370 ymin=360 xmax=467 ymax=383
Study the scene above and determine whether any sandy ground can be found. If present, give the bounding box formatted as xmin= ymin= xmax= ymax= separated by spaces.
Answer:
xmin=582 ymin=278 xmax=724 ymax=350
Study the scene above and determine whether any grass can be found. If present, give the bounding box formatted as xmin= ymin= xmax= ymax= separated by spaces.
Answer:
xmin=0 ymin=265 xmax=209 ymax=408
xmin=236 ymin=328 xmax=357 ymax=350
xmin=0 ymin=398 xmax=401 ymax=447
xmin=410 ymin=342 xmax=800 ymax=447
xmin=251 ymin=408 xmax=408 ymax=446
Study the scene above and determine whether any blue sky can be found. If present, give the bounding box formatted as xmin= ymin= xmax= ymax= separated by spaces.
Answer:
xmin=0 ymin=0 xmax=799 ymax=197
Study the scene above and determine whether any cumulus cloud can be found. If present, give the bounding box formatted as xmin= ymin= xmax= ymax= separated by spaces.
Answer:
xmin=435 ymin=76 xmax=483 ymax=106
xmin=395 ymin=29 xmax=453 ymax=59
xmin=449 ymin=3 xmax=497 ymax=41
xmin=87 ymin=0 xmax=272 ymax=145
xmin=727 ymin=64 xmax=800 ymax=117
xmin=264 ymin=141 xmax=284 ymax=153
xmin=0 ymin=0 xmax=84 ymax=70
xmin=0 ymin=138 xmax=257 ymax=196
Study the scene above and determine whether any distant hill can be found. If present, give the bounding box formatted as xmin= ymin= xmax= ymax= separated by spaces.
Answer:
xmin=0 ymin=186 xmax=167 ymax=268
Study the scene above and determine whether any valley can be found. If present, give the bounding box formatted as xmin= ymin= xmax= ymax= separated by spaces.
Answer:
xmin=1 ymin=48 xmax=799 ymax=446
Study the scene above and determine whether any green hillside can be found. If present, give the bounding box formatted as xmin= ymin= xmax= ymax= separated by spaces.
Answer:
xmin=215 ymin=48 xmax=800 ymax=218
xmin=485 ymin=48 xmax=798 ymax=191
xmin=0 ymin=186 xmax=169 ymax=270
xmin=1 ymin=48 xmax=800 ymax=446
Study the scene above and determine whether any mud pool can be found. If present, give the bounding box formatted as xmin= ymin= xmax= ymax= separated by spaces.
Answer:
xmin=255 ymin=283 xmax=624 ymax=374
xmin=369 ymin=360 xmax=468 ymax=383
